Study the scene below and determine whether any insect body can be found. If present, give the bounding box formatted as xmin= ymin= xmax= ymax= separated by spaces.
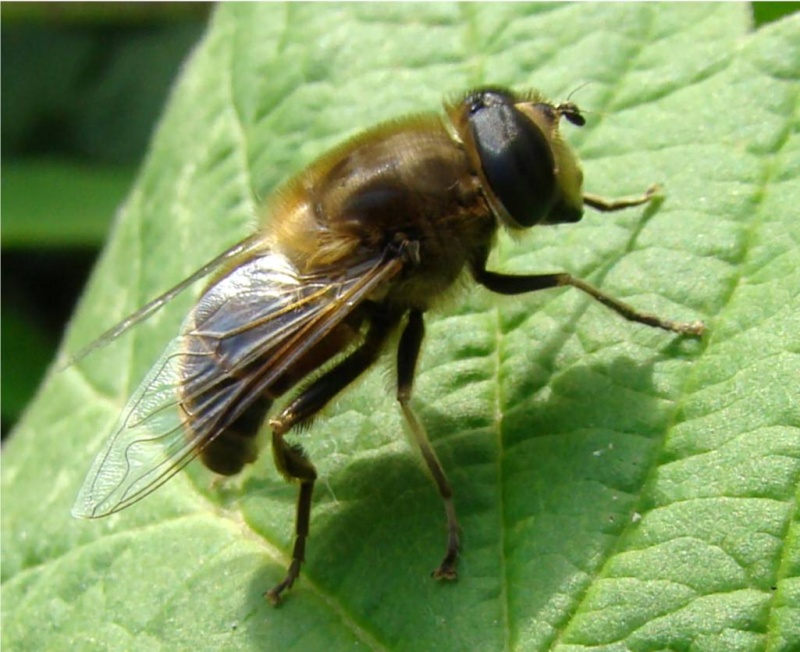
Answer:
xmin=72 ymin=87 xmax=704 ymax=604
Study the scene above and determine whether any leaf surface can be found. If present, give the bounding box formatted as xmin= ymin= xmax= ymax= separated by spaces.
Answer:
xmin=3 ymin=5 xmax=798 ymax=651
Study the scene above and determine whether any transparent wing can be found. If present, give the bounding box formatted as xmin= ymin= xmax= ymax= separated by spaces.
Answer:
xmin=73 ymin=335 xmax=203 ymax=518
xmin=73 ymin=249 xmax=404 ymax=518
xmin=62 ymin=234 xmax=263 ymax=369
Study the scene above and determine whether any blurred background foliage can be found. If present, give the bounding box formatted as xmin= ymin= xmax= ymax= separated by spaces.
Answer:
xmin=1 ymin=2 xmax=797 ymax=438
xmin=2 ymin=3 xmax=211 ymax=436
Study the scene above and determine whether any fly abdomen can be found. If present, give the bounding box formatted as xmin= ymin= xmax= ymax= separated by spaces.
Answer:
xmin=178 ymin=329 xmax=274 ymax=477
xmin=198 ymin=394 xmax=272 ymax=476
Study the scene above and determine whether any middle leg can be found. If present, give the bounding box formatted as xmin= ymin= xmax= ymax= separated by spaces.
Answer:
xmin=397 ymin=309 xmax=460 ymax=580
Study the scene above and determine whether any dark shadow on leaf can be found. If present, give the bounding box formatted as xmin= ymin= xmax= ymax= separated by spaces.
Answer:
xmin=232 ymin=334 xmax=699 ymax=645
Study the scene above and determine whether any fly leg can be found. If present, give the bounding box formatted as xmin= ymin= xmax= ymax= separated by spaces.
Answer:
xmin=473 ymin=265 xmax=704 ymax=336
xmin=397 ymin=309 xmax=460 ymax=581
xmin=266 ymin=311 xmax=397 ymax=605
xmin=526 ymin=185 xmax=701 ymax=334
xmin=265 ymin=433 xmax=316 ymax=606
xmin=583 ymin=184 xmax=659 ymax=212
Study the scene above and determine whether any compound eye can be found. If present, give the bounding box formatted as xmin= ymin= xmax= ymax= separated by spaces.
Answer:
xmin=466 ymin=89 xmax=516 ymax=115
xmin=468 ymin=93 xmax=556 ymax=228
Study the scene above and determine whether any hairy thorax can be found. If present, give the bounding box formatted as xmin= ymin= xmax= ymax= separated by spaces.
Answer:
xmin=266 ymin=115 xmax=497 ymax=311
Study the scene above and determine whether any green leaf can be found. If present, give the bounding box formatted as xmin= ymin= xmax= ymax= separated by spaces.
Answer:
xmin=3 ymin=4 xmax=798 ymax=651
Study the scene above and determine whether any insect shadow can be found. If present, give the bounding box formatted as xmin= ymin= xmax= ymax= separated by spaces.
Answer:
xmin=232 ymin=304 xmax=697 ymax=620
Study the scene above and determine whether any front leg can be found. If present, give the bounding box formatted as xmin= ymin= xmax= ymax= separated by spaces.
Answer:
xmin=583 ymin=184 xmax=659 ymax=212
xmin=472 ymin=265 xmax=704 ymax=336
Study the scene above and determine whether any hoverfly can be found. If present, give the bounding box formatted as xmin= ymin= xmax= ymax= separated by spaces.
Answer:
xmin=72 ymin=86 xmax=705 ymax=604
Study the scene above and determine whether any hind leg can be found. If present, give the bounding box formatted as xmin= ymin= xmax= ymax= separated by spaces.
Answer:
xmin=265 ymin=312 xmax=397 ymax=605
